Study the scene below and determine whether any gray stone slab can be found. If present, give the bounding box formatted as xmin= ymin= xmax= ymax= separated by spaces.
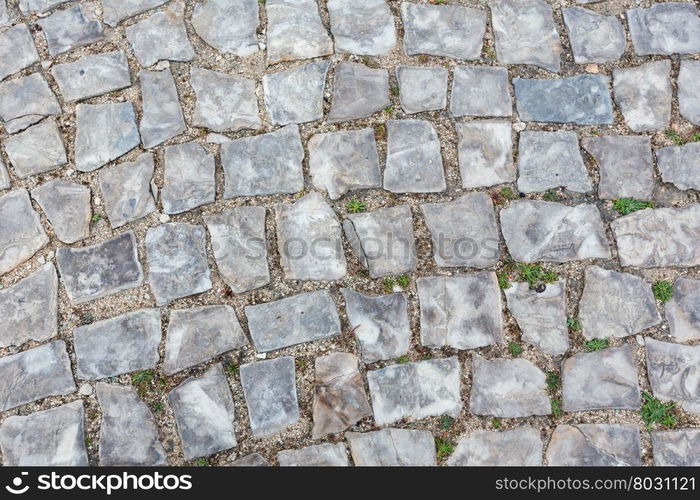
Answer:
xmin=546 ymin=424 xmax=642 ymax=466
xmin=240 ymin=356 xmax=299 ymax=438
xmin=679 ymin=60 xmax=700 ymax=126
xmin=328 ymin=62 xmax=389 ymax=123
xmin=99 ymin=153 xmax=156 ymax=228
xmin=367 ymin=357 xmax=462 ymax=425
xmin=245 ymin=290 xmax=341 ymax=352
xmin=613 ymin=60 xmax=671 ymax=132
xmin=451 ymin=66 xmax=511 ymax=118
xmin=37 ymin=5 xmax=104 ymax=56
xmin=192 ymin=0 xmax=259 ymax=57
xmin=265 ymin=0 xmax=333 ymax=64
xmin=0 ymin=401 xmax=87 ymax=466
xmin=646 ymin=339 xmax=700 ymax=414
xmin=657 ymin=142 xmax=700 ymax=191
xmin=0 ymin=340 xmax=75 ymax=412
xmin=164 ymin=305 xmax=248 ymax=375
xmin=0 ymin=0 xmax=8 ymax=25
xmin=56 ymin=231 xmax=143 ymax=304
xmin=0 ymin=158 xmax=8 ymax=191
xmin=562 ymin=7 xmax=625 ymax=64
xmin=162 ymin=142 xmax=215 ymax=214
xmin=222 ymin=125 xmax=304 ymax=197
xmin=139 ymin=68 xmax=186 ymax=149
xmin=145 ymin=223 xmax=212 ymax=306
xmin=447 ymin=427 xmax=543 ymax=466
xmin=0 ymin=24 xmax=39 ymax=82
xmin=31 ymin=179 xmax=91 ymax=244
xmin=384 ymin=119 xmax=445 ymax=193
xmin=456 ymin=120 xmax=514 ymax=188
xmin=96 ymin=383 xmax=167 ymax=466
xmin=102 ymin=0 xmax=170 ymax=27
xmin=278 ymin=443 xmax=348 ymax=466
xmin=347 ymin=428 xmax=436 ymax=466
xmin=229 ymin=453 xmax=270 ymax=466
xmin=652 ymin=429 xmax=700 ymax=466
xmin=275 ymin=192 xmax=346 ymax=280
xmin=0 ymin=73 xmax=61 ymax=134
xmin=74 ymin=309 xmax=161 ymax=380
xmin=19 ymin=0 xmax=68 ymax=14
xmin=666 ymin=277 xmax=700 ymax=342
xmin=396 ymin=66 xmax=448 ymax=114
xmin=263 ymin=61 xmax=329 ymax=126
xmin=51 ymin=51 xmax=131 ymax=102
xmin=168 ymin=364 xmax=237 ymax=460
xmin=0 ymin=188 xmax=48 ymax=275
xmin=328 ymin=0 xmax=395 ymax=55
xmin=4 ymin=119 xmax=66 ymax=178
xmin=628 ymin=3 xmax=700 ymax=56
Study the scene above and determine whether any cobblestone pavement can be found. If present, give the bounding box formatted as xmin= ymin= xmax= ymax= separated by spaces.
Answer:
xmin=0 ymin=0 xmax=699 ymax=467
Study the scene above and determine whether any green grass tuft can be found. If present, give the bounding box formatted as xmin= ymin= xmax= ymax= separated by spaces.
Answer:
xmin=640 ymin=392 xmax=677 ymax=430
xmin=507 ymin=342 xmax=523 ymax=357
xmin=550 ymin=398 xmax=563 ymax=418
xmin=499 ymin=187 xmax=517 ymax=200
xmin=546 ymin=371 xmax=561 ymax=392
xmin=583 ymin=338 xmax=609 ymax=352
xmin=497 ymin=271 xmax=511 ymax=290
xmin=514 ymin=263 xmax=558 ymax=288
xmin=438 ymin=415 xmax=455 ymax=431
xmin=491 ymin=417 xmax=502 ymax=429
xmin=396 ymin=275 xmax=411 ymax=288
xmin=543 ymin=189 xmax=560 ymax=202
xmin=652 ymin=281 xmax=673 ymax=303
xmin=346 ymin=197 xmax=367 ymax=213
xmin=567 ymin=317 xmax=581 ymax=332
xmin=395 ymin=355 xmax=410 ymax=364
xmin=131 ymin=370 xmax=154 ymax=387
xmin=665 ymin=129 xmax=685 ymax=145
xmin=613 ymin=198 xmax=655 ymax=216
xmin=435 ymin=437 xmax=455 ymax=460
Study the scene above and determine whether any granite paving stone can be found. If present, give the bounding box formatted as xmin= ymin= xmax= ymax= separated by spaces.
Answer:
xmin=652 ymin=430 xmax=700 ymax=466
xmin=139 ymin=68 xmax=186 ymax=149
xmin=230 ymin=454 xmax=270 ymax=467
xmin=162 ymin=141 xmax=215 ymax=214
xmin=37 ymin=5 xmax=104 ymax=57
xmin=613 ymin=60 xmax=672 ymax=132
xmin=396 ymin=66 xmax=448 ymax=114
xmin=0 ymin=0 xmax=8 ymax=26
xmin=546 ymin=424 xmax=642 ymax=466
xmin=678 ymin=60 xmax=700 ymax=126
xmin=0 ymin=73 xmax=61 ymax=134
xmin=562 ymin=7 xmax=626 ymax=64
xmin=265 ymin=0 xmax=333 ymax=64
xmin=0 ymin=24 xmax=39 ymax=82
xmin=19 ymin=0 xmax=69 ymax=15
xmin=451 ymin=66 xmax=511 ymax=118
xmin=192 ymin=0 xmax=259 ymax=57
xmin=0 ymin=188 xmax=49 ymax=275
xmin=101 ymin=0 xmax=170 ymax=27
xmin=0 ymin=159 xmax=8 ymax=190
xmin=51 ymin=51 xmax=131 ymax=102
xmin=278 ymin=443 xmax=348 ymax=467
xmin=4 ymin=119 xmax=66 ymax=178
xmin=627 ymin=3 xmax=700 ymax=56
xmin=645 ymin=339 xmax=700 ymax=414
xmin=263 ymin=61 xmax=330 ymax=126
xmin=657 ymin=142 xmax=700 ymax=192
xmin=31 ymin=179 xmax=91 ymax=244
xmin=456 ymin=120 xmax=514 ymax=188
xmin=347 ymin=428 xmax=436 ymax=466
xmin=328 ymin=0 xmax=396 ymax=56
xmin=328 ymin=62 xmax=389 ymax=123
xmin=666 ymin=277 xmax=700 ymax=342
xmin=99 ymin=153 xmax=156 ymax=228
xmin=447 ymin=427 xmax=543 ymax=466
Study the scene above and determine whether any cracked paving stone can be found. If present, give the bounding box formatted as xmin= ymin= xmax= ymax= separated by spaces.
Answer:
xmin=308 ymin=128 xmax=381 ymax=200
xmin=666 ymin=277 xmax=700 ymax=342
xmin=613 ymin=60 xmax=672 ymax=132
xmin=368 ymin=357 xmax=461 ymax=425
xmin=102 ymin=0 xmax=170 ymax=27
xmin=99 ymin=153 xmax=155 ymax=228
xmin=451 ymin=66 xmax=511 ymax=118
xmin=126 ymin=2 xmax=195 ymax=67
xmin=504 ymin=280 xmax=569 ymax=356
xmin=240 ymin=356 xmax=299 ymax=438
xmin=343 ymin=205 xmax=417 ymax=278
xmin=562 ymin=344 xmax=641 ymax=412
xmin=56 ymin=231 xmax=143 ymax=304
xmin=0 ymin=24 xmax=39 ymax=82
xmin=0 ymin=188 xmax=48 ymax=275
xmin=341 ymin=288 xmax=410 ymax=364
xmin=628 ymin=3 xmax=700 ymax=56
xmin=0 ymin=401 xmax=87 ymax=466
xmin=145 ymin=223 xmax=212 ymax=306
xmin=491 ymin=0 xmax=562 ymax=72
xmin=657 ymin=142 xmax=700 ymax=192
xmin=579 ymin=266 xmax=661 ymax=339
xmin=245 ymin=290 xmax=341 ymax=352
xmin=501 ymin=200 xmax=610 ymax=263
xmin=456 ymin=120 xmax=514 ymax=189
xmin=447 ymin=427 xmax=543 ymax=466
xmin=96 ymin=383 xmax=167 ymax=466
xmin=230 ymin=453 xmax=270 ymax=467
xmin=546 ymin=424 xmax=642 ymax=466
xmin=190 ymin=67 xmax=260 ymax=133
xmin=222 ymin=125 xmax=303 ymax=197
xmin=470 ymin=354 xmax=550 ymax=418
xmin=396 ymin=66 xmax=448 ymax=114
xmin=0 ymin=73 xmax=60 ymax=134
xmin=75 ymin=102 xmax=140 ymax=172
xmin=562 ymin=7 xmax=625 ymax=64
xmin=581 ymin=135 xmax=654 ymax=200
xmin=37 ymin=5 xmax=104 ymax=57
xmin=192 ymin=0 xmax=259 ymax=57
xmin=4 ymin=119 xmax=66 ymax=178
xmin=74 ymin=309 xmax=161 ymax=380
xmin=265 ymin=0 xmax=333 ymax=64
xmin=678 ymin=61 xmax=700 ymax=126
xmin=19 ymin=0 xmax=69 ymax=15
xmin=263 ymin=61 xmax=330 ymax=126
xmin=168 ymin=364 xmax=237 ymax=460
xmin=51 ymin=51 xmax=131 ymax=102
xmin=31 ymin=179 xmax=91 ymax=244
xmin=328 ymin=0 xmax=395 ymax=56
xmin=162 ymin=141 xmax=215 ymax=214
xmin=164 ymin=306 xmax=248 ymax=376
xmin=0 ymin=340 xmax=75 ymax=412
xmin=652 ymin=430 xmax=700 ymax=466
xmin=347 ymin=428 xmax=436 ymax=466
xmin=328 ymin=62 xmax=389 ymax=123
xmin=275 ymin=192 xmax=346 ymax=280
xmin=204 ymin=206 xmax=270 ymax=293
xmin=139 ymin=68 xmax=186 ymax=149
xmin=278 ymin=443 xmax=348 ymax=467
xmin=646 ymin=338 xmax=700 ymax=414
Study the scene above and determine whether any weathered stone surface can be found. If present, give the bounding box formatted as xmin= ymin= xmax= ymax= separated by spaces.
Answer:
xmin=0 ymin=0 xmax=8 ymax=26
xmin=0 ymin=189 xmax=48 ymax=275
xmin=74 ymin=309 xmax=161 ymax=380
xmin=263 ymin=61 xmax=329 ymax=126
xmin=162 ymin=142 xmax=215 ymax=214
xmin=579 ymin=266 xmax=660 ymax=339
xmin=31 ymin=179 xmax=91 ymax=244
xmin=19 ymin=0 xmax=69 ymax=15
xmin=384 ymin=120 xmax=445 ymax=193
xmin=0 ymin=340 xmax=75 ymax=412
xmin=447 ymin=427 xmax=543 ymax=466
xmin=652 ymin=430 xmax=700 ymax=466
xmin=99 ymin=153 xmax=155 ymax=228
xmin=367 ymin=357 xmax=462 ymax=425
xmin=517 ymin=131 xmax=592 ymax=193
xmin=37 ymin=5 xmax=104 ymax=57
xmin=343 ymin=205 xmax=417 ymax=278
xmin=504 ymin=281 xmax=569 ymax=356
xmin=328 ymin=0 xmax=395 ymax=55
xmin=491 ymin=0 xmax=562 ymax=72
xmin=451 ymin=66 xmax=511 ymax=117
xmin=341 ymin=289 xmax=410 ymax=364
xmin=245 ymin=290 xmax=341 ymax=352
xmin=657 ymin=142 xmax=700 ymax=191
xmin=666 ymin=277 xmax=700 ymax=342
xmin=265 ymin=0 xmax=333 ymax=64
xmin=204 ymin=207 xmax=270 ymax=293
xmin=52 ymin=51 xmax=131 ymax=102
xmin=125 ymin=2 xmax=194 ymax=67
xmin=96 ymin=383 xmax=167 ymax=466
xmin=613 ymin=60 xmax=671 ymax=132
xmin=678 ymin=60 xmax=700 ymax=125
xmin=562 ymin=345 xmax=640 ymax=412
xmin=0 ymin=401 xmax=87 ymax=466
xmin=501 ymin=201 xmax=610 ymax=263
xmin=456 ymin=120 xmax=514 ymax=188
xmin=275 ymin=192 xmax=346 ymax=280
xmin=168 ymin=364 xmax=237 ymax=460
xmin=278 ymin=443 xmax=348 ymax=466
xmin=75 ymin=102 xmax=140 ymax=172
xmin=240 ymin=356 xmax=299 ymax=438
xmin=562 ymin=7 xmax=625 ymax=63
xmin=139 ymin=68 xmax=185 ymax=148
xmin=628 ymin=3 xmax=700 ymax=56
xmin=145 ymin=223 xmax=212 ymax=306
xmin=308 ymin=128 xmax=381 ymax=200
xmin=0 ymin=158 xmax=8 ymax=190
xmin=611 ymin=204 xmax=700 ymax=268
xmin=546 ymin=424 xmax=642 ymax=466
xmin=646 ymin=339 xmax=700 ymax=414
xmin=0 ymin=24 xmax=39 ymax=82
xmin=5 ymin=119 xmax=66 ymax=178
xmin=164 ymin=306 xmax=248 ymax=375
xmin=581 ymin=135 xmax=654 ymax=200
xmin=102 ymin=0 xmax=170 ymax=26
xmin=347 ymin=428 xmax=436 ymax=466
xmin=328 ymin=63 xmax=389 ymax=123
xmin=56 ymin=231 xmax=143 ymax=304
xmin=192 ymin=0 xmax=259 ymax=57
xmin=421 ymin=193 xmax=500 ymax=268
xmin=514 ymin=76 xmax=613 ymax=125
xmin=470 ymin=354 xmax=550 ymax=417
xmin=222 ymin=125 xmax=304 ymax=197
xmin=230 ymin=453 xmax=270 ymax=466
xmin=396 ymin=66 xmax=448 ymax=114
xmin=0 ymin=73 xmax=60 ymax=134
